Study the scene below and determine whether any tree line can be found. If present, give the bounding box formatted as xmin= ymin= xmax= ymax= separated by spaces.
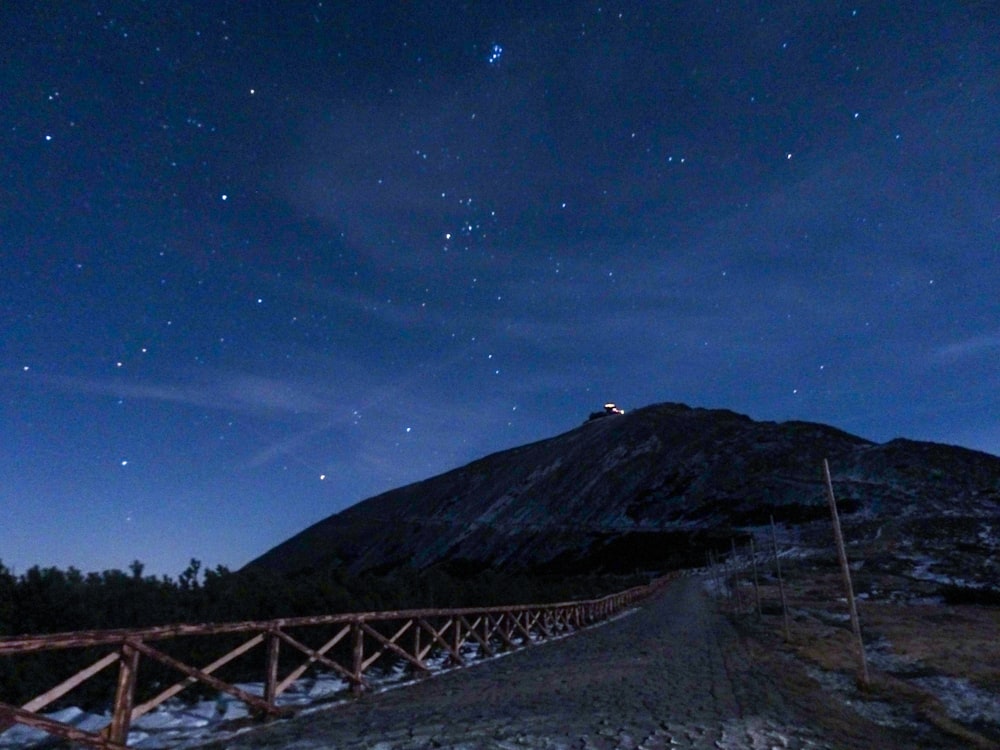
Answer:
xmin=0 ymin=559 xmax=643 ymax=635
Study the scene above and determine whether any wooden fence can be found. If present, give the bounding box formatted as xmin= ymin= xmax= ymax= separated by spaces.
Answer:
xmin=0 ymin=576 xmax=675 ymax=749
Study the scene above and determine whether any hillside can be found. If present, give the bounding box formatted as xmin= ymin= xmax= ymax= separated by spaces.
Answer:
xmin=246 ymin=402 xmax=1000 ymax=581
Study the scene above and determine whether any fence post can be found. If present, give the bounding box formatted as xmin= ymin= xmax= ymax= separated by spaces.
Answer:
xmin=823 ymin=458 xmax=870 ymax=689
xmin=770 ymin=515 xmax=791 ymax=642
xmin=264 ymin=630 xmax=280 ymax=706
xmin=351 ymin=620 xmax=364 ymax=694
xmin=109 ymin=641 xmax=140 ymax=745
xmin=451 ymin=617 xmax=462 ymax=665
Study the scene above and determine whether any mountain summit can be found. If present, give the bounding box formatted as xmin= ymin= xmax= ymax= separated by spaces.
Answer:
xmin=247 ymin=403 xmax=1000 ymax=578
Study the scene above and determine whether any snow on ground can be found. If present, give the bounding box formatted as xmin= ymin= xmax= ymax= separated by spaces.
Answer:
xmin=903 ymin=553 xmax=988 ymax=590
xmin=800 ymin=636 xmax=1000 ymax=740
xmin=912 ymin=676 xmax=1000 ymax=728
xmin=0 ymin=667 xmax=451 ymax=750
xmin=0 ymin=707 xmax=112 ymax=749
xmin=0 ymin=661 xmax=449 ymax=749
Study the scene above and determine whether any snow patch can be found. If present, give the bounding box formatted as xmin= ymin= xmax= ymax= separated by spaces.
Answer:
xmin=912 ymin=676 xmax=1000 ymax=727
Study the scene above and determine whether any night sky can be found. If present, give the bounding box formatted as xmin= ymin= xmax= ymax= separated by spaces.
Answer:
xmin=3 ymin=2 xmax=998 ymax=577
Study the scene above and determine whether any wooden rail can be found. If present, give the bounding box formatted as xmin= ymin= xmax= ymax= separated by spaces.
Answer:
xmin=0 ymin=575 xmax=675 ymax=749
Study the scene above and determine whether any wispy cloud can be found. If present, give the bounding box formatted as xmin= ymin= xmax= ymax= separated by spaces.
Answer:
xmin=936 ymin=331 xmax=1000 ymax=359
xmin=27 ymin=371 xmax=332 ymax=418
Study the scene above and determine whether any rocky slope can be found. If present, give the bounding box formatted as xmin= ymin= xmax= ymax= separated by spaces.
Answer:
xmin=246 ymin=403 xmax=1000 ymax=579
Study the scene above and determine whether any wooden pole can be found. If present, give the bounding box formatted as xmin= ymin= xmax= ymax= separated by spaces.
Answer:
xmin=264 ymin=631 xmax=280 ymax=706
xmin=413 ymin=624 xmax=422 ymax=670
xmin=823 ymin=458 xmax=870 ymax=688
xmin=351 ymin=621 xmax=364 ymax=694
xmin=770 ymin=515 xmax=791 ymax=642
xmin=108 ymin=641 xmax=140 ymax=745
xmin=451 ymin=617 xmax=462 ymax=666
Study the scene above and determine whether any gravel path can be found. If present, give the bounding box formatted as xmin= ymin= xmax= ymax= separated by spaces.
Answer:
xmin=204 ymin=577 xmax=957 ymax=749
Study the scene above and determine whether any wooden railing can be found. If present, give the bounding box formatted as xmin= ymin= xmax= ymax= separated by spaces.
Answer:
xmin=0 ymin=575 xmax=675 ymax=749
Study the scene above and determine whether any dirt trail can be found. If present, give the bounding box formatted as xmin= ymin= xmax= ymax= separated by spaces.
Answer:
xmin=205 ymin=577 xmax=961 ymax=749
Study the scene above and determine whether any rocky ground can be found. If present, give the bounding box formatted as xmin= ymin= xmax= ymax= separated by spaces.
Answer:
xmin=200 ymin=576 xmax=964 ymax=750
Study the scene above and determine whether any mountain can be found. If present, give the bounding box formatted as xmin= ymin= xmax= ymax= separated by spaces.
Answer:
xmin=246 ymin=402 xmax=1000 ymax=580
